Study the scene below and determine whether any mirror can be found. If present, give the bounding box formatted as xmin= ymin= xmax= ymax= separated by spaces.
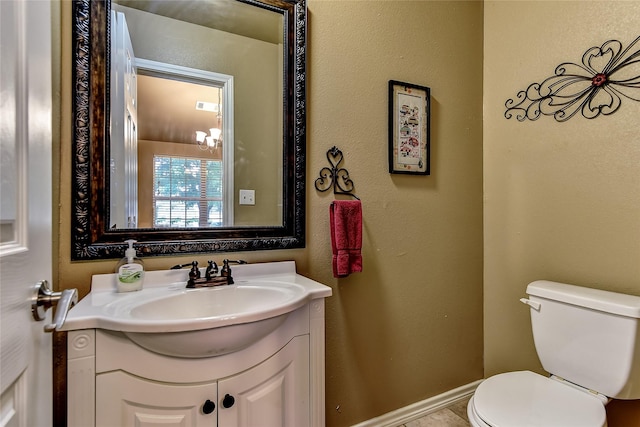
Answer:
xmin=70 ymin=0 xmax=306 ymax=260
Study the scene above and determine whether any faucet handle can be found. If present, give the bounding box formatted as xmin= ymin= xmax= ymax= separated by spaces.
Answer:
xmin=170 ymin=262 xmax=193 ymax=270
xmin=220 ymin=259 xmax=247 ymax=280
xmin=220 ymin=259 xmax=231 ymax=277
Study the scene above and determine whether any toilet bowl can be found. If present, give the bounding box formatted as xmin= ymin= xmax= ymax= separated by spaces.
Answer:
xmin=467 ymin=280 xmax=640 ymax=427
xmin=467 ymin=371 xmax=607 ymax=427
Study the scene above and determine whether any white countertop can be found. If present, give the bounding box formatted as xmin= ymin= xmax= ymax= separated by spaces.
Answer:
xmin=61 ymin=261 xmax=332 ymax=333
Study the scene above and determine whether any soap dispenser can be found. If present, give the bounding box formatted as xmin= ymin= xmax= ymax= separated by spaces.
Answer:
xmin=116 ymin=239 xmax=144 ymax=292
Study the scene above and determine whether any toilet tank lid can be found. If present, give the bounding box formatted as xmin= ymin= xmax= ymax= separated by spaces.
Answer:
xmin=527 ymin=280 xmax=640 ymax=318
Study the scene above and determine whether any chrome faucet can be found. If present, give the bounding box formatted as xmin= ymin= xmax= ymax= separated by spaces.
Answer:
xmin=184 ymin=259 xmax=247 ymax=288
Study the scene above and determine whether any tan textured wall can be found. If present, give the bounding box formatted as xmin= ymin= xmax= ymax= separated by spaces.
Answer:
xmin=56 ymin=1 xmax=483 ymax=426
xmin=307 ymin=1 xmax=484 ymax=425
xmin=484 ymin=1 xmax=640 ymax=424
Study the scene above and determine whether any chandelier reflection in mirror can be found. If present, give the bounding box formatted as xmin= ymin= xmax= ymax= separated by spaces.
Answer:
xmin=195 ymin=88 xmax=223 ymax=152
xmin=505 ymin=36 xmax=640 ymax=122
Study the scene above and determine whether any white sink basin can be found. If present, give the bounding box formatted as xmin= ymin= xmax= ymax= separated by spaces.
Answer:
xmin=129 ymin=285 xmax=297 ymax=321
xmin=120 ymin=283 xmax=303 ymax=357
xmin=60 ymin=261 xmax=333 ymax=358
xmin=125 ymin=313 xmax=288 ymax=358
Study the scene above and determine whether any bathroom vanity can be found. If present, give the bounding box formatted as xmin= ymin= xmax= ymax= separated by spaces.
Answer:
xmin=62 ymin=261 xmax=332 ymax=427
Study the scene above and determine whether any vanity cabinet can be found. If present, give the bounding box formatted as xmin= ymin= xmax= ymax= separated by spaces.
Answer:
xmin=96 ymin=336 xmax=308 ymax=427
xmin=67 ymin=301 xmax=326 ymax=427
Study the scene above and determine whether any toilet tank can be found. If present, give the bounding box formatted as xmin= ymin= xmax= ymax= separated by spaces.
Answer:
xmin=526 ymin=280 xmax=640 ymax=399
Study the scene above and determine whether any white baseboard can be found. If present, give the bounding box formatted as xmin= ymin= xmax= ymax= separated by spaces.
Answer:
xmin=351 ymin=379 xmax=483 ymax=427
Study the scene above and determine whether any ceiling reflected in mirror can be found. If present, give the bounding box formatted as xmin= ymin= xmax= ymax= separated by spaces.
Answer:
xmin=115 ymin=0 xmax=282 ymax=44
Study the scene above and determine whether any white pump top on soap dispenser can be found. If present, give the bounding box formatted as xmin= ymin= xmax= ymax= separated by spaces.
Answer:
xmin=125 ymin=239 xmax=137 ymax=262
xmin=116 ymin=239 xmax=145 ymax=292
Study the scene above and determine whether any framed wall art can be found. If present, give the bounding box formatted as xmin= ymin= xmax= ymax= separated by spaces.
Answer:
xmin=388 ymin=80 xmax=431 ymax=175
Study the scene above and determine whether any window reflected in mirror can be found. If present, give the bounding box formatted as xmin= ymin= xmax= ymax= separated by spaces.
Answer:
xmin=152 ymin=156 xmax=224 ymax=228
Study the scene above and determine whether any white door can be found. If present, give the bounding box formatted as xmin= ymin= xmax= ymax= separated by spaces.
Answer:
xmin=0 ymin=1 xmax=53 ymax=426
xmin=110 ymin=11 xmax=138 ymax=228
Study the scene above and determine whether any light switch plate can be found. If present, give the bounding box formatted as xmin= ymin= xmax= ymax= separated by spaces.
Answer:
xmin=239 ymin=189 xmax=255 ymax=205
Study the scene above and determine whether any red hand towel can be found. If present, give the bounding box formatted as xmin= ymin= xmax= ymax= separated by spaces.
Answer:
xmin=330 ymin=200 xmax=363 ymax=278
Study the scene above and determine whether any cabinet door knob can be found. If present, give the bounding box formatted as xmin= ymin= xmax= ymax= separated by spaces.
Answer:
xmin=202 ymin=399 xmax=216 ymax=414
xmin=222 ymin=394 xmax=235 ymax=408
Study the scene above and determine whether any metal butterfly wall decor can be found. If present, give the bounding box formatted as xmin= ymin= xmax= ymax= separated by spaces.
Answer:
xmin=505 ymin=35 xmax=640 ymax=122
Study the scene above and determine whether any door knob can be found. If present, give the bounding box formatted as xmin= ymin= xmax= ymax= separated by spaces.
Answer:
xmin=31 ymin=280 xmax=78 ymax=332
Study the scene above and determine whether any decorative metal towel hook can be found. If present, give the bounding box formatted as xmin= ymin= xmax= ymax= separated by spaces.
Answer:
xmin=315 ymin=146 xmax=359 ymax=199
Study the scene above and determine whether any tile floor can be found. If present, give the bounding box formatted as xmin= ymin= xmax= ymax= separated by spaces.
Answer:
xmin=402 ymin=396 xmax=471 ymax=427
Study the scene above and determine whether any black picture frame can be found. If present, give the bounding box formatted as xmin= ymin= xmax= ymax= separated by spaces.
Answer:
xmin=388 ymin=80 xmax=431 ymax=175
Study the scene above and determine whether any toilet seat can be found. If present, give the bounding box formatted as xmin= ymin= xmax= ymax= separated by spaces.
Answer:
xmin=470 ymin=371 xmax=607 ymax=427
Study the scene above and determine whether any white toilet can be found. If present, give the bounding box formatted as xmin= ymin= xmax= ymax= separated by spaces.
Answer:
xmin=468 ymin=280 xmax=640 ymax=427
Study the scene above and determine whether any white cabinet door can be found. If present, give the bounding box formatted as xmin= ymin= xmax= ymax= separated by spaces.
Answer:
xmin=218 ymin=336 xmax=310 ymax=427
xmin=96 ymin=371 xmax=218 ymax=427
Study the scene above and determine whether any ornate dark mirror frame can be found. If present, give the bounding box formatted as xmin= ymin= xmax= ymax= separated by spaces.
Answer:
xmin=71 ymin=0 xmax=306 ymax=260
